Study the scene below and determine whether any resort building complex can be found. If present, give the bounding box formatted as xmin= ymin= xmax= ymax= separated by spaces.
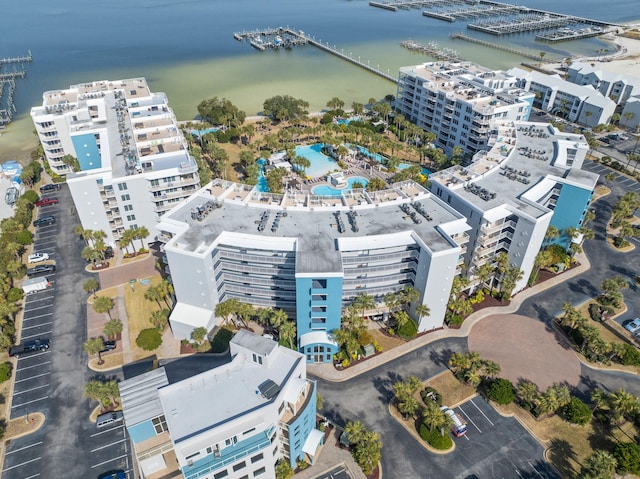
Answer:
xmin=30 ymin=78 xmax=200 ymax=244
xmin=429 ymin=120 xmax=598 ymax=293
xmin=119 ymin=330 xmax=320 ymax=479
xmin=156 ymin=179 xmax=471 ymax=359
xmin=395 ymin=62 xmax=534 ymax=157
xmin=507 ymin=67 xmax=617 ymax=128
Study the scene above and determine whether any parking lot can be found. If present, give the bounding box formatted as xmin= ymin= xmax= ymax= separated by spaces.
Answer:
xmin=450 ymin=397 xmax=558 ymax=479
xmin=1 ymin=185 xmax=133 ymax=478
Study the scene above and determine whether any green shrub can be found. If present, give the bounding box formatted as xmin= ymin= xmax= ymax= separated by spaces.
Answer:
xmin=7 ymin=288 xmax=23 ymax=303
xmin=275 ymin=459 xmax=294 ymax=479
xmin=0 ymin=362 xmax=12 ymax=383
xmin=618 ymin=344 xmax=640 ymax=366
xmin=613 ymin=442 xmax=640 ymax=475
xmin=210 ymin=327 xmax=233 ymax=353
xmin=446 ymin=314 xmax=464 ymax=327
xmin=22 ymin=190 xmax=38 ymax=203
xmin=420 ymin=387 xmax=442 ymax=406
xmin=588 ymin=303 xmax=603 ymax=321
xmin=418 ymin=423 xmax=452 ymax=450
xmin=563 ymin=397 xmax=592 ymax=425
xmin=16 ymin=230 xmax=33 ymax=245
xmin=485 ymin=378 xmax=516 ymax=405
xmin=136 ymin=328 xmax=163 ymax=351
xmin=397 ymin=318 xmax=418 ymax=339
xmin=613 ymin=236 xmax=630 ymax=248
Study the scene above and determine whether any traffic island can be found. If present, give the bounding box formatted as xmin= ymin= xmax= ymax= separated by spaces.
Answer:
xmin=4 ymin=412 xmax=45 ymax=440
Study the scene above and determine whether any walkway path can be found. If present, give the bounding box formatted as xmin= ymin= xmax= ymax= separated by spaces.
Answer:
xmin=308 ymin=251 xmax=590 ymax=382
xmin=98 ymin=251 xmax=159 ymax=289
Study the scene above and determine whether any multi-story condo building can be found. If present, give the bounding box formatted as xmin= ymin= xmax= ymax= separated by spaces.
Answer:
xmin=119 ymin=330 xmax=320 ymax=479
xmin=395 ymin=62 xmax=534 ymax=157
xmin=566 ymin=61 xmax=640 ymax=106
xmin=508 ymin=67 xmax=617 ymax=128
xmin=30 ymin=78 xmax=200 ymax=244
xmin=156 ymin=179 xmax=471 ymax=360
xmin=429 ymin=120 xmax=598 ymax=294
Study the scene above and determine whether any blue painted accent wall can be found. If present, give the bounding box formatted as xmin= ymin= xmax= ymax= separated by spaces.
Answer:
xmin=287 ymin=381 xmax=317 ymax=469
xmin=71 ymin=133 xmax=102 ymax=171
xmin=127 ymin=420 xmax=157 ymax=444
xmin=550 ymin=183 xmax=593 ymax=249
xmin=295 ymin=276 xmax=343 ymax=363
xmin=182 ymin=428 xmax=273 ymax=479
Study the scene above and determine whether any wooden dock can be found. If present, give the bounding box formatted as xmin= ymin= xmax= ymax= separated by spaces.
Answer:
xmin=450 ymin=33 xmax=557 ymax=61
xmin=400 ymin=40 xmax=461 ymax=61
xmin=536 ymin=26 xmax=608 ymax=42
xmin=0 ymin=50 xmax=31 ymax=126
xmin=233 ymin=27 xmax=397 ymax=84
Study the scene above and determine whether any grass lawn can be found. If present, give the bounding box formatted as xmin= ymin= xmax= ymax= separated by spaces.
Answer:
xmin=124 ymin=275 xmax=164 ymax=362
xmin=426 ymin=371 xmax=477 ymax=407
xmin=89 ymin=352 xmax=124 ymax=370
xmin=369 ymin=329 xmax=405 ymax=352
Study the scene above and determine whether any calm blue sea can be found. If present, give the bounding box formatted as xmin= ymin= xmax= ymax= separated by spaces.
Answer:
xmin=1 ymin=0 xmax=638 ymax=159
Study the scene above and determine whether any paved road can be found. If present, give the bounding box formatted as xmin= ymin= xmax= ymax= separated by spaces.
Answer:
xmin=2 ymin=185 xmax=133 ymax=479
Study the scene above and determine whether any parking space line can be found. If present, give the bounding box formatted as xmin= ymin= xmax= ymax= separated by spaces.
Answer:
xmin=4 ymin=441 xmax=43 ymax=455
xmin=11 ymin=396 xmax=48 ymax=408
xmin=24 ymin=473 xmax=41 ymax=479
xmin=457 ymin=405 xmax=482 ymax=433
xmin=470 ymin=398 xmax=495 ymax=426
xmin=15 ymin=372 xmax=50 ymax=383
xmin=21 ymin=331 xmax=52 ymax=340
xmin=23 ymin=305 xmax=55 ymax=313
xmin=13 ymin=384 xmax=49 ymax=396
xmin=2 ymin=456 xmax=41 ymax=471
xmin=91 ymin=453 xmax=129 ymax=469
xmin=22 ymin=312 xmax=53 ymax=321
xmin=22 ymin=322 xmax=53 ymax=331
xmin=527 ymin=461 xmax=546 ymax=478
xmin=17 ymin=351 xmax=51 ymax=361
xmin=91 ymin=425 xmax=125 ymax=437
xmin=24 ymin=295 xmax=55 ymax=304
xmin=91 ymin=438 xmax=128 ymax=453
xmin=16 ymin=361 xmax=51 ymax=371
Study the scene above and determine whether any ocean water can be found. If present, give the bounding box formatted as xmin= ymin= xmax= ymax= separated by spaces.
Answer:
xmin=1 ymin=0 xmax=638 ymax=161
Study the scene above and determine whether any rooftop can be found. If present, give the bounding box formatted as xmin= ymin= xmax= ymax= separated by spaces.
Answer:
xmin=119 ymin=368 xmax=169 ymax=426
xmin=158 ymin=336 xmax=302 ymax=442
xmin=159 ymin=180 xmax=468 ymax=259
xmin=430 ymin=121 xmax=598 ymax=217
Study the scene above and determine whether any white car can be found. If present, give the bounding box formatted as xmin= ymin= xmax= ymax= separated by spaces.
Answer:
xmin=27 ymin=252 xmax=49 ymax=264
xmin=624 ymin=318 xmax=640 ymax=335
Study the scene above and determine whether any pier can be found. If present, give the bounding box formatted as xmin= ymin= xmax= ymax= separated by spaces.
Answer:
xmin=0 ymin=51 xmax=31 ymax=126
xmin=369 ymin=0 xmax=463 ymax=12
xmin=423 ymin=2 xmax=521 ymax=22
xmin=449 ymin=33 xmax=557 ymax=61
xmin=233 ymin=27 xmax=397 ymax=84
xmin=536 ymin=26 xmax=607 ymax=42
xmin=401 ymin=40 xmax=461 ymax=61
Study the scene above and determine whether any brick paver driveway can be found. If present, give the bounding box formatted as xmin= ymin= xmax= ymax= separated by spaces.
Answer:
xmin=98 ymin=249 xmax=161 ymax=289
xmin=468 ymin=314 xmax=581 ymax=390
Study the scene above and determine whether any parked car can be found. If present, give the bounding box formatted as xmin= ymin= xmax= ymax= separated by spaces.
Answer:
xmin=33 ymin=216 xmax=55 ymax=227
xmin=28 ymin=252 xmax=49 ymax=263
xmin=624 ymin=318 xmax=640 ymax=335
xmin=98 ymin=470 xmax=126 ymax=479
xmin=9 ymin=338 xmax=51 ymax=357
xmin=27 ymin=264 xmax=56 ymax=277
xmin=39 ymin=183 xmax=61 ymax=194
xmin=100 ymin=340 xmax=117 ymax=352
xmin=36 ymin=197 xmax=59 ymax=207
xmin=96 ymin=410 xmax=124 ymax=428
xmin=5 ymin=187 xmax=18 ymax=205
xmin=104 ymin=246 xmax=114 ymax=259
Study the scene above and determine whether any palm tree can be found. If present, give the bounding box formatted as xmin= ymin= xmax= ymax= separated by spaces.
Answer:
xmin=414 ymin=304 xmax=431 ymax=322
xmin=352 ymin=431 xmax=382 ymax=476
xmin=83 ymin=278 xmax=100 ymax=299
xmin=74 ymin=225 xmax=93 ymax=245
xmin=144 ymin=285 xmax=163 ymax=309
xmin=352 ymin=293 xmax=375 ymax=319
xmin=278 ymin=320 xmax=297 ymax=350
xmin=608 ymin=388 xmax=639 ymax=424
xmin=544 ymin=225 xmax=559 ymax=247
xmin=150 ymin=309 xmax=169 ymax=331
xmin=516 ymin=380 xmax=539 ymax=410
xmin=103 ymin=318 xmax=123 ymax=340
xmin=215 ymin=299 xmax=241 ymax=326
xmin=579 ymin=450 xmax=617 ymax=479
xmin=344 ymin=420 xmax=367 ymax=446
xmin=84 ymin=337 xmax=106 ymax=365
xmin=118 ymin=229 xmax=136 ymax=255
xmin=93 ymin=296 xmax=115 ymax=320
xmin=135 ymin=226 xmax=150 ymax=251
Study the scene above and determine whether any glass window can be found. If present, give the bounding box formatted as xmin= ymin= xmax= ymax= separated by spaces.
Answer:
xmin=233 ymin=462 xmax=246 ymax=472
xmin=251 ymin=453 xmax=263 ymax=464
xmin=214 ymin=471 xmax=228 ymax=479
xmin=152 ymin=415 xmax=167 ymax=434
xmin=254 ymin=467 xmax=266 ymax=476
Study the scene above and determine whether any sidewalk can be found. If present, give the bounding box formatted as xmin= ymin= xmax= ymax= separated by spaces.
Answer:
xmin=293 ymin=428 xmax=366 ymax=479
xmin=308 ymin=251 xmax=591 ymax=382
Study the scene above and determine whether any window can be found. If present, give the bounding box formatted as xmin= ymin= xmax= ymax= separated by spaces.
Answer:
xmin=185 ymin=452 xmax=200 ymax=460
xmin=243 ymin=427 xmax=256 ymax=436
xmin=214 ymin=470 xmax=229 ymax=479
xmin=254 ymin=467 xmax=266 ymax=476
xmin=251 ymin=453 xmax=263 ymax=464
xmin=233 ymin=462 xmax=247 ymax=472
xmin=118 ymin=183 xmax=128 ymax=191
xmin=124 ymin=204 xmax=133 ymax=212
xmin=126 ymin=214 xmax=136 ymax=221
xmin=121 ymin=194 xmax=130 ymax=201
xmin=225 ymin=436 xmax=238 ymax=447
xmin=251 ymin=353 xmax=263 ymax=365
xmin=152 ymin=415 xmax=168 ymax=434
xmin=312 ymin=279 xmax=327 ymax=289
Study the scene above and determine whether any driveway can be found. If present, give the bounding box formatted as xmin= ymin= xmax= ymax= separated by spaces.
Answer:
xmin=98 ymin=248 xmax=161 ymax=289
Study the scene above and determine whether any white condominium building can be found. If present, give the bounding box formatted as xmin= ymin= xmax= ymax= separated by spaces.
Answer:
xmin=508 ymin=67 xmax=617 ymax=128
xmin=119 ymin=330 xmax=320 ymax=479
xmin=30 ymin=78 xmax=200 ymax=245
xmin=396 ymin=62 xmax=534 ymax=157
xmin=566 ymin=61 xmax=640 ymax=106
xmin=429 ymin=120 xmax=598 ymax=294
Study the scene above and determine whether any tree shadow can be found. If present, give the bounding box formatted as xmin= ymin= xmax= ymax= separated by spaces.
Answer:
xmin=567 ymin=278 xmax=599 ymax=298
xmin=547 ymin=438 xmax=577 ymax=479
xmin=428 ymin=347 xmax=457 ymax=368
xmin=371 ymin=370 xmax=403 ymax=405
xmin=531 ymin=303 xmax=553 ymax=323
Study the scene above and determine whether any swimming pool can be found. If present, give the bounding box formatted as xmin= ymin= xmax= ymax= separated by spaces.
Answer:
xmin=312 ymin=176 xmax=368 ymax=196
xmin=191 ymin=127 xmax=219 ymax=137
xmin=256 ymin=159 xmax=269 ymax=193
xmin=354 ymin=145 xmax=431 ymax=176
xmin=295 ymin=144 xmax=338 ymax=178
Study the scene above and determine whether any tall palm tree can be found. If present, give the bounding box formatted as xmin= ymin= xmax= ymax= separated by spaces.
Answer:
xmin=352 ymin=293 xmax=375 ymax=319
xmin=93 ymin=296 xmax=115 ymax=320
xmin=84 ymin=337 xmax=106 ymax=365
xmin=135 ymin=226 xmax=150 ymax=251
xmin=278 ymin=320 xmax=297 ymax=350
xmin=414 ymin=304 xmax=431 ymax=322
xmin=344 ymin=420 xmax=367 ymax=446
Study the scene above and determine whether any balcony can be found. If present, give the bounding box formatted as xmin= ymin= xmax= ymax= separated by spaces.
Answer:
xmin=280 ymin=380 xmax=315 ymax=425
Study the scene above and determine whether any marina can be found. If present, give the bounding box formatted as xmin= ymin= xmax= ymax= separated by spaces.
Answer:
xmin=400 ymin=40 xmax=461 ymax=61
xmin=234 ymin=27 xmax=398 ymax=83
xmin=0 ymin=51 xmax=31 ymax=127
xmin=536 ymin=26 xmax=607 ymax=43
xmin=449 ymin=33 xmax=557 ymax=61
